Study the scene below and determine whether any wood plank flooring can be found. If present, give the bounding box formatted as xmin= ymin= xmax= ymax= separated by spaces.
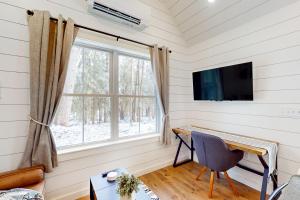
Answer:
xmin=140 ymin=162 xmax=260 ymax=200
xmin=78 ymin=162 xmax=260 ymax=200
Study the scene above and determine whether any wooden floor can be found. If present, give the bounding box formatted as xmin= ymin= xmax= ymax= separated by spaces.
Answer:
xmin=78 ymin=162 xmax=260 ymax=200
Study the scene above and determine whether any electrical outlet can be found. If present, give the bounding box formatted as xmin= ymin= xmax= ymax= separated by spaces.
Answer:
xmin=282 ymin=107 xmax=300 ymax=119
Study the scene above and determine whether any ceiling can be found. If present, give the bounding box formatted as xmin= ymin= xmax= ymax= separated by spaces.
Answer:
xmin=160 ymin=0 xmax=300 ymax=45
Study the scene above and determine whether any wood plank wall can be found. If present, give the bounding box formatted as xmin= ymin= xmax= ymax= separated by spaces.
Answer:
xmin=0 ymin=0 xmax=190 ymax=199
xmin=1 ymin=0 xmax=300 ymax=198
xmin=182 ymin=1 xmax=300 ymax=193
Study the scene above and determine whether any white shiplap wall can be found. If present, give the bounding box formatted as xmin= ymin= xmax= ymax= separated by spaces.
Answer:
xmin=0 ymin=0 xmax=191 ymax=199
xmin=2 ymin=0 xmax=300 ymax=198
xmin=184 ymin=1 xmax=300 ymax=192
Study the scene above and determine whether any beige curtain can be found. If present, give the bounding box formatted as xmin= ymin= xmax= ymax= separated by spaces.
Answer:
xmin=150 ymin=45 xmax=171 ymax=145
xmin=20 ymin=10 xmax=78 ymax=172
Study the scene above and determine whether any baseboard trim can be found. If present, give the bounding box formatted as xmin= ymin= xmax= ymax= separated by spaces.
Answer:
xmin=50 ymin=156 xmax=189 ymax=200
xmin=133 ymin=158 xmax=175 ymax=177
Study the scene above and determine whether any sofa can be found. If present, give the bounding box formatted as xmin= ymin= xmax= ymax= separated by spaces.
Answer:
xmin=0 ymin=165 xmax=45 ymax=194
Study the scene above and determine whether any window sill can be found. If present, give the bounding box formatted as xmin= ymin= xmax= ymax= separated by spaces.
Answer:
xmin=57 ymin=134 xmax=160 ymax=162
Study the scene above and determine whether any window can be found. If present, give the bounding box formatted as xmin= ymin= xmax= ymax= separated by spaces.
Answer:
xmin=118 ymin=55 xmax=157 ymax=137
xmin=51 ymin=43 xmax=159 ymax=148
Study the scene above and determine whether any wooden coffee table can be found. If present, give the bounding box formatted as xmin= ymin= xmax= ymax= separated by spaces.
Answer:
xmin=90 ymin=168 xmax=153 ymax=200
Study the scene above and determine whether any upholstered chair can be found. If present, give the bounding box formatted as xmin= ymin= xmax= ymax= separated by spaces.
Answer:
xmin=191 ymin=131 xmax=244 ymax=198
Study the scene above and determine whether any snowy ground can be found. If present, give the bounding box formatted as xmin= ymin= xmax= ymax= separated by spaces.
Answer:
xmin=51 ymin=121 xmax=156 ymax=148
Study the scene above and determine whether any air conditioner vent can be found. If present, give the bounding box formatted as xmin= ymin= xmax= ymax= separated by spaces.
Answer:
xmin=93 ymin=2 xmax=141 ymax=25
xmin=87 ymin=0 xmax=150 ymax=31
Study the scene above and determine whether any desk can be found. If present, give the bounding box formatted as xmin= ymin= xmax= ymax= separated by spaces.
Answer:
xmin=172 ymin=126 xmax=278 ymax=200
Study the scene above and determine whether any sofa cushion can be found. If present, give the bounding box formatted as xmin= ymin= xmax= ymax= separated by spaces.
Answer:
xmin=0 ymin=188 xmax=44 ymax=200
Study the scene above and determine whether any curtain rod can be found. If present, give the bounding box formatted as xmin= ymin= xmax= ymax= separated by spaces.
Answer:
xmin=26 ymin=10 xmax=172 ymax=53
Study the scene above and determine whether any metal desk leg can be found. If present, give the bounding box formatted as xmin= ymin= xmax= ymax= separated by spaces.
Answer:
xmin=90 ymin=180 xmax=95 ymax=200
xmin=191 ymin=139 xmax=194 ymax=161
xmin=258 ymin=155 xmax=269 ymax=200
xmin=272 ymin=156 xmax=278 ymax=190
xmin=237 ymin=155 xmax=278 ymax=200
xmin=173 ymin=139 xmax=183 ymax=167
xmin=173 ymin=133 xmax=194 ymax=167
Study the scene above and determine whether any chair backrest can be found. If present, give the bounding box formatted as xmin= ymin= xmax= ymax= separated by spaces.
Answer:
xmin=191 ymin=131 xmax=230 ymax=170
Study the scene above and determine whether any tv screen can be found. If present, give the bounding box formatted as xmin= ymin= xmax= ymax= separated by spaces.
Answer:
xmin=192 ymin=62 xmax=253 ymax=101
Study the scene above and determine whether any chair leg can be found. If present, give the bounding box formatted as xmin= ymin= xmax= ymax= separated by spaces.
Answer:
xmin=216 ymin=172 xmax=220 ymax=179
xmin=224 ymin=171 xmax=239 ymax=197
xmin=208 ymin=170 xmax=215 ymax=198
xmin=196 ymin=167 xmax=207 ymax=180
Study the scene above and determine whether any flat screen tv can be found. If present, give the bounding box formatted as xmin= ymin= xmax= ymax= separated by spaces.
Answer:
xmin=192 ymin=62 xmax=253 ymax=101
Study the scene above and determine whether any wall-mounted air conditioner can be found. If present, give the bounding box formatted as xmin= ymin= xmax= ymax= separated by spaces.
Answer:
xmin=87 ymin=0 xmax=151 ymax=31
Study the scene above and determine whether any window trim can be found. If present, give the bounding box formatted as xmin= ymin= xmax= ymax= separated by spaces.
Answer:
xmin=54 ymin=41 xmax=160 ymax=150
xmin=57 ymin=134 xmax=160 ymax=159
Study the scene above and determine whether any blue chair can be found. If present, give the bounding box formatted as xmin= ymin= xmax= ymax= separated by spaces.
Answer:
xmin=191 ymin=131 xmax=244 ymax=198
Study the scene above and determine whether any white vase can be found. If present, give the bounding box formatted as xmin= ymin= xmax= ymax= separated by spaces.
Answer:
xmin=120 ymin=192 xmax=136 ymax=200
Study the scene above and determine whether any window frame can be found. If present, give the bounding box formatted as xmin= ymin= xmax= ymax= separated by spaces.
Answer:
xmin=54 ymin=41 xmax=160 ymax=150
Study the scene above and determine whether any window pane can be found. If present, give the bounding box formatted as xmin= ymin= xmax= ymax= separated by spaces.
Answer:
xmin=51 ymin=96 xmax=83 ymax=147
xmin=84 ymin=97 xmax=111 ymax=142
xmin=119 ymin=55 xmax=154 ymax=96
xmin=64 ymin=46 xmax=83 ymax=93
xmin=140 ymin=98 xmax=157 ymax=134
xmin=141 ymin=61 xmax=155 ymax=96
xmin=119 ymin=97 xmax=140 ymax=137
xmin=119 ymin=97 xmax=157 ymax=137
xmin=83 ymin=48 xmax=110 ymax=94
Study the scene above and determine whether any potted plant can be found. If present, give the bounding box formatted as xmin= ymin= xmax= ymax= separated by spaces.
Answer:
xmin=116 ymin=173 xmax=140 ymax=200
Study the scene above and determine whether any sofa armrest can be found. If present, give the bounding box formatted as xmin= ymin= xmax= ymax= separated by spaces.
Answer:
xmin=0 ymin=165 xmax=45 ymax=190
